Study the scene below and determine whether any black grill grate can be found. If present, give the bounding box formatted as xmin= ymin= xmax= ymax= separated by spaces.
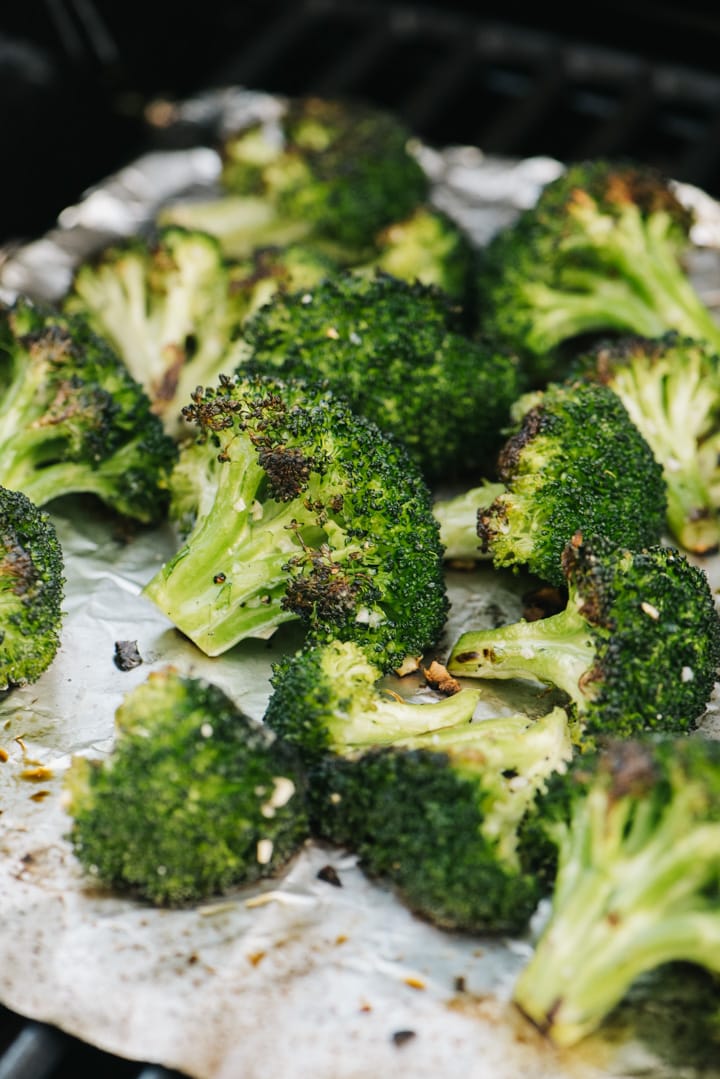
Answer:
xmin=2 ymin=1 xmax=720 ymax=1076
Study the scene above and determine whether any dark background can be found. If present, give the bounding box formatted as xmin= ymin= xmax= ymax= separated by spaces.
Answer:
xmin=3 ymin=1 xmax=720 ymax=245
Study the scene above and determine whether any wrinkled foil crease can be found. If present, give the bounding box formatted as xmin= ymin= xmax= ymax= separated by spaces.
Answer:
xmin=0 ymin=87 xmax=720 ymax=1079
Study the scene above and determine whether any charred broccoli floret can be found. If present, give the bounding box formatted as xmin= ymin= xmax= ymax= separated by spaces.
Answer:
xmin=63 ymin=666 xmax=309 ymax=906
xmin=0 ymin=298 xmax=177 ymax=523
xmin=512 ymin=736 xmax=720 ymax=1047
xmin=570 ymin=332 xmax=720 ymax=555
xmin=476 ymin=160 xmax=720 ymax=381
xmin=0 ymin=485 xmax=64 ymax=688
xmin=226 ymin=242 xmax=338 ymax=323
xmin=458 ymin=379 xmax=667 ymax=586
xmin=263 ymin=637 xmax=484 ymax=764
xmin=63 ymin=226 xmax=248 ymax=437
xmin=159 ymin=95 xmax=429 ymax=259
xmin=237 ymin=271 xmax=521 ymax=481
xmin=448 ymin=532 xmax=720 ymax=740
xmin=142 ymin=372 xmax=449 ymax=672
xmin=263 ymin=637 xmax=573 ymax=933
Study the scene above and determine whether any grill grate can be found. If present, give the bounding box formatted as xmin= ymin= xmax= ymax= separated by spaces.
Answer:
xmin=2 ymin=1 xmax=720 ymax=1075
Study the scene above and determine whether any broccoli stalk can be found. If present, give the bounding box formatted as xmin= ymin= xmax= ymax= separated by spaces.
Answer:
xmin=447 ymin=532 xmax=720 ymax=739
xmin=512 ymin=737 xmax=720 ymax=1047
xmin=142 ymin=372 xmax=448 ymax=672
xmin=0 ymin=485 xmax=64 ymax=688
xmin=571 ymin=332 xmax=720 ymax=554
xmin=0 ymin=298 xmax=177 ymax=523
xmin=432 ymin=482 xmax=503 ymax=562
xmin=476 ymin=160 xmax=720 ymax=378
xmin=63 ymin=666 xmax=309 ymax=906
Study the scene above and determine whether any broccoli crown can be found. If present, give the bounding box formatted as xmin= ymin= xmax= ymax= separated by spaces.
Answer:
xmin=475 ymin=159 xmax=720 ymax=377
xmin=142 ymin=372 xmax=449 ymax=671
xmin=512 ymin=736 xmax=720 ymax=1048
xmin=63 ymin=225 xmax=247 ymax=435
xmin=220 ymin=95 xmax=429 ymax=249
xmin=63 ymin=666 xmax=309 ymax=906
xmin=263 ymin=638 xmax=483 ymax=764
xmin=0 ymin=298 xmax=177 ymax=523
xmin=475 ymin=379 xmax=667 ymax=585
xmin=240 ymin=271 xmax=521 ymax=481
xmin=448 ymin=532 xmax=720 ymax=740
xmin=570 ymin=332 xmax=720 ymax=555
xmin=0 ymin=485 xmax=64 ymax=688
xmin=227 ymin=242 xmax=338 ymax=323
xmin=306 ymin=704 xmax=573 ymax=934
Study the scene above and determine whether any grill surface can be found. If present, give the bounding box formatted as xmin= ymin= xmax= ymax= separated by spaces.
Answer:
xmin=2 ymin=1 xmax=720 ymax=1075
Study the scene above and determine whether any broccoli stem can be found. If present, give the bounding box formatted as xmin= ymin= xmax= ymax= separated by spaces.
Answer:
xmin=337 ymin=686 xmax=483 ymax=749
xmin=446 ymin=606 xmax=593 ymax=709
xmin=433 ymin=483 xmax=502 ymax=562
xmin=512 ymin=785 xmax=720 ymax=1047
xmin=159 ymin=195 xmax=314 ymax=259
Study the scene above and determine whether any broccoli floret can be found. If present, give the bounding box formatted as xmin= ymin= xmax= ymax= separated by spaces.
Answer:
xmin=512 ymin=736 xmax=720 ymax=1047
xmin=63 ymin=666 xmax=309 ymax=906
xmin=142 ymin=372 xmax=449 ymax=672
xmin=0 ymin=485 xmax=64 ymax=688
xmin=307 ymin=702 xmax=573 ymax=934
xmin=0 ymin=298 xmax=177 ymax=523
xmin=263 ymin=638 xmax=484 ymax=764
xmin=237 ymin=271 xmax=521 ymax=481
xmin=63 ymin=226 xmax=248 ymax=437
xmin=467 ymin=379 xmax=667 ymax=586
xmin=226 ymin=242 xmax=338 ymax=323
xmin=476 ymin=159 xmax=720 ymax=382
xmin=570 ymin=332 xmax=720 ymax=555
xmin=447 ymin=532 xmax=720 ymax=740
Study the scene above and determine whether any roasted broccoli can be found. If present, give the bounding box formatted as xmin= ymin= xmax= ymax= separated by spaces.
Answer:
xmin=159 ymin=95 xmax=429 ymax=259
xmin=448 ymin=379 xmax=667 ymax=586
xmin=142 ymin=372 xmax=449 ymax=672
xmin=63 ymin=225 xmax=248 ymax=437
xmin=512 ymin=736 xmax=720 ymax=1047
xmin=0 ymin=485 xmax=64 ymax=688
xmin=63 ymin=666 xmax=309 ymax=906
xmin=476 ymin=159 xmax=720 ymax=382
xmin=570 ymin=332 xmax=720 ymax=554
xmin=432 ymin=482 xmax=497 ymax=563
xmin=263 ymin=637 xmax=572 ymax=933
xmin=226 ymin=242 xmax=338 ymax=323
xmin=263 ymin=637 xmax=484 ymax=764
xmin=237 ymin=271 xmax=521 ymax=481
xmin=0 ymin=298 xmax=177 ymax=523
xmin=448 ymin=532 xmax=720 ymax=740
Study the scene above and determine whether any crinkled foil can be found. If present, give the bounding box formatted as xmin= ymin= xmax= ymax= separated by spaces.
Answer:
xmin=1 ymin=87 xmax=720 ymax=1079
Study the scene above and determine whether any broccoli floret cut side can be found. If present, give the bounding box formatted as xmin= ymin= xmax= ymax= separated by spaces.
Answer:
xmin=63 ymin=226 xmax=249 ymax=438
xmin=475 ymin=159 xmax=720 ymax=382
xmin=307 ymin=704 xmax=573 ymax=934
xmin=239 ymin=272 xmax=521 ymax=481
xmin=219 ymin=95 xmax=429 ymax=250
xmin=448 ymin=532 xmax=720 ymax=740
xmin=142 ymin=372 xmax=449 ymax=673
xmin=512 ymin=737 xmax=720 ymax=1047
xmin=571 ymin=332 xmax=720 ymax=555
xmin=263 ymin=638 xmax=484 ymax=765
xmin=63 ymin=666 xmax=309 ymax=906
xmin=432 ymin=482 xmax=504 ymax=563
xmin=472 ymin=379 xmax=667 ymax=586
xmin=0 ymin=486 xmax=64 ymax=688
xmin=0 ymin=298 xmax=177 ymax=524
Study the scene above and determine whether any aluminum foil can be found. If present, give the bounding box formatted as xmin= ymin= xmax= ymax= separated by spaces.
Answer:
xmin=1 ymin=87 xmax=720 ymax=1079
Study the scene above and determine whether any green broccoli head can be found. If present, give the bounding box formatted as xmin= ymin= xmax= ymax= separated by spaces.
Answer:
xmin=448 ymin=532 xmax=720 ymax=740
xmin=471 ymin=379 xmax=667 ymax=585
xmin=512 ymin=736 xmax=720 ymax=1047
xmin=570 ymin=332 xmax=720 ymax=555
xmin=263 ymin=638 xmax=484 ymax=764
xmin=142 ymin=372 xmax=449 ymax=672
xmin=0 ymin=485 xmax=64 ymax=688
xmin=0 ymin=298 xmax=177 ymax=523
xmin=63 ymin=666 xmax=309 ymax=906
xmin=476 ymin=159 xmax=720 ymax=381
xmin=63 ymin=225 xmax=248 ymax=436
xmin=307 ymin=704 xmax=573 ymax=934
xmin=227 ymin=242 xmax=338 ymax=323
xmin=220 ymin=95 xmax=429 ymax=250
xmin=239 ymin=271 xmax=521 ymax=481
